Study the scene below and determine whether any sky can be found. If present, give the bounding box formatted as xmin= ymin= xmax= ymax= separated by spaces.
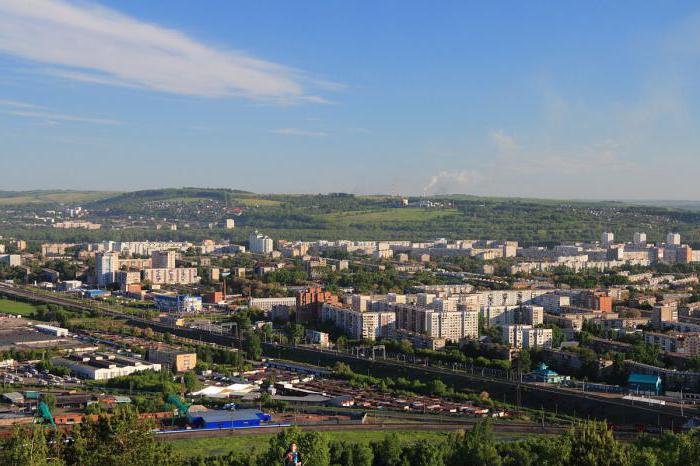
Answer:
xmin=1 ymin=0 xmax=700 ymax=199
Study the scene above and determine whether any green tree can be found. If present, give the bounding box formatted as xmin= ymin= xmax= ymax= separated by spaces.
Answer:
xmin=243 ymin=331 xmax=262 ymax=360
xmin=262 ymin=427 xmax=330 ymax=466
xmin=183 ymin=370 xmax=202 ymax=393
xmin=565 ymin=421 xmax=629 ymax=466
xmin=370 ymin=433 xmax=404 ymax=466
xmin=445 ymin=420 xmax=502 ymax=466
xmin=513 ymin=350 xmax=531 ymax=374
xmin=404 ymin=439 xmax=445 ymax=466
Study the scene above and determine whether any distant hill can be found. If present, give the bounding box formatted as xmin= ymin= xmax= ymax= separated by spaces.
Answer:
xmin=0 ymin=190 xmax=119 ymax=206
xmin=4 ymin=188 xmax=700 ymax=245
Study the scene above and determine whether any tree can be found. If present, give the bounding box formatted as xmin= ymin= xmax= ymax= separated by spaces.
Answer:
xmin=243 ymin=331 xmax=262 ymax=360
xmin=371 ymin=433 xmax=404 ymax=466
xmin=427 ymin=379 xmax=448 ymax=397
xmin=0 ymin=424 xmax=52 ymax=466
xmin=183 ymin=370 xmax=202 ymax=394
xmin=261 ymin=427 xmax=330 ymax=466
xmin=445 ymin=420 xmax=502 ymax=466
xmin=513 ymin=350 xmax=531 ymax=374
xmin=404 ymin=439 xmax=445 ymax=466
xmin=286 ymin=323 xmax=305 ymax=346
xmin=565 ymin=421 xmax=629 ymax=466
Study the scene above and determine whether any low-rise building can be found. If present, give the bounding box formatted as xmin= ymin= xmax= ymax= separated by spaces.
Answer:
xmin=51 ymin=353 xmax=161 ymax=380
xmin=147 ymin=348 xmax=197 ymax=372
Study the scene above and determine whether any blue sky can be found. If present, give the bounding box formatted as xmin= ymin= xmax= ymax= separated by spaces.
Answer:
xmin=1 ymin=1 xmax=700 ymax=199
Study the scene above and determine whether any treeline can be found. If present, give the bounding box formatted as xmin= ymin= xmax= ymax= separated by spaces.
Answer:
xmin=186 ymin=421 xmax=700 ymax=466
xmin=2 ymin=407 xmax=699 ymax=465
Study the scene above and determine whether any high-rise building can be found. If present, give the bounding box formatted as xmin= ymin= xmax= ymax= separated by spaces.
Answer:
xmin=151 ymin=250 xmax=176 ymax=269
xmin=393 ymin=303 xmax=478 ymax=341
xmin=633 ymin=232 xmax=647 ymax=247
xmin=502 ymin=325 xmax=553 ymax=349
xmin=249 ymin=231 xmax=274 ymax=254
xmin=95 ymin=252 xmax=119 ymax=287
xmin=666 ymin=232 xmax=681 ymax=246
xmin=601 ymin=232 xmax=614 ymax=246
xmin=321 ymin=304 xmax=395 ymax=340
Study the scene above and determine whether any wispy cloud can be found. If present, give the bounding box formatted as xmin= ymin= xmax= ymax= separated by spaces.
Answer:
xmin=270 ymin=128 xmax=327 ymax=137
xmin=0 ymin=99 xmax=42 ymax=109
xmin=0 ymin=99 xmax=121 ymax=125
xmin=0 ymin=0 xmax=334 ymax=102
xmin=488 ymin=129 xmax=519 ymax=153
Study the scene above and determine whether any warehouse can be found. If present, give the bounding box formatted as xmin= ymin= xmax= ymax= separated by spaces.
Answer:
xmin=187 ymin=409 xmax=271 ymax=429
xmin=51 ymin=352 xmax=161 ymax=380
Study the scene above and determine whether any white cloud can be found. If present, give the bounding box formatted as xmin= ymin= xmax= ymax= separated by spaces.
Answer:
xmin=0 ymin=99 xmax=42 ymax=109
xmin=0 ymin=0 xmax=331 ymax=102
xmin=0 ymin=110 xmax=122 ymax=126
xmin=423 ymin=169 xmax=482 ymax=194
xmin=488 ymin=129 xmax=518 ymax=153
xmin=270 ymin=128 xmax=327 ymax=137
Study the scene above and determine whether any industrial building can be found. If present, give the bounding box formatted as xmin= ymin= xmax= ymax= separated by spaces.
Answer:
xmin=51 ymin=352 xmax=161 ymax=380
xmin=187 ymin=408 xmax=271 ymax=429
xmin=153 ymin=293 xmax=202 ymax=313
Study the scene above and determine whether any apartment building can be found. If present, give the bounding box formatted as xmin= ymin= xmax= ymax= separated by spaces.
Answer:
xmin=249 ymin=231 xmax=274 ymax=254
xmin=147 ymin=348 xmax=197 ymax=372
xmin=248 ymin=297 xmax=297 ymax=312
xmin=143 ymin=267 xmax=199 ymax=285
xmin=480 ymin=304 xmax=544 ymax=327
xmin=502 ymin=325 xmax=553 ymax=349
xmin=392 ymin=303 xmax=478 ymax=342
xmin=151 ymin=250 xmax=176 ymax=269
xmin=95 ymin=251 xmax=119 ymax=287
xmin=321 ymin=304 xmax=395 ymax=341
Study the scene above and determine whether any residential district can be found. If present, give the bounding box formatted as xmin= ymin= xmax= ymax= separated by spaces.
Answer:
xmin=1 ymin=224 xmax=700 ymax=464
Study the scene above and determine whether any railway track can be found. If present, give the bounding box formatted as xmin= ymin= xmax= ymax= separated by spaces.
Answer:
xmin=155 ymin=421 xmax=567 ymax=440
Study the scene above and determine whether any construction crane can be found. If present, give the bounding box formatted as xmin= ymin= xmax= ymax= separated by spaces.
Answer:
xmin=166 ymin=394 xmax=190 ymax=417
xmin=37 ymin=400 xmax=56 ymax=428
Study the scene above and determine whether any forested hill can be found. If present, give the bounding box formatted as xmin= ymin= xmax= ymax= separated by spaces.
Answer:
xmin=4 ymin=188 xmax=700 ymax=245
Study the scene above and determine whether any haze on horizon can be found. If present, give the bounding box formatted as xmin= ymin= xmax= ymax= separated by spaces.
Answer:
xmin=1 ymin=1 xmax=700 ymax=200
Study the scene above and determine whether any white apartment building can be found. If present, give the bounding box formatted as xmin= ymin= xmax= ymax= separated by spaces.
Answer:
xmin=0 ymin=254 xmax=21 ymax=267
xmin=248 ymin=297 xmax=297 ymax=311
xmin=475 ymin=290 xmax=549 ymax=307
xmin=502 ymin=325 xmax=553 ymax=349
xmin=249 ymin=231 xmax=274 ymax=254
xmin=95 ymin=251 xmax=119 ymax=287
xmin=480 ymin=304 xmax=544 ymax=327
xmin=392 ymin=303 xmax=478 ymax=342
xmin=321 ymin=304 xmax=395 ymax=340
xmin=633 ymin=232 xmax=647 ymax=247
xmin=142 ymin=267 xmax=199 ymax=285
xmin=534 ymin=293 xmax=571 ymax=314
xmin=666 ymin=232 xmax=681 ymax=246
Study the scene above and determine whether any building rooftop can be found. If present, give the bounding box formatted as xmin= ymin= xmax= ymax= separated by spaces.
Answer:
xmin=627 ymin=373 xmax=661 ymax=385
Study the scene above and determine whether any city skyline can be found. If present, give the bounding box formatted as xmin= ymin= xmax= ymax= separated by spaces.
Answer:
xmin=2 ymin=1 xmax=700 ymax=199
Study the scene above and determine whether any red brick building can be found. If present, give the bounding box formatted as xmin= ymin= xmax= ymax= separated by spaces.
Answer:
xmin=296 ymin=287 xmax=339 ymax=323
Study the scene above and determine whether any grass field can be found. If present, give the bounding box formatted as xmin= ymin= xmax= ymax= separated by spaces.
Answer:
xmin=0 ymin=190 xmax=118 ymax=205
xmin=322 ymin=208 xmax=460 ymax=224
xmin=235 ymin=197 xmax=283 ymax=207
xmin=166 ymin=429 xmax=451 ymax=458
xmin=0 ymin=298 xmax=38 ymax=316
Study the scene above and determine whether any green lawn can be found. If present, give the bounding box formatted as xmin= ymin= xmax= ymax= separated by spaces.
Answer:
xmin=166 ymin=429 xmax=451 ymax=459
xmin=0 ymin=298 xmax=38 ymax=316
